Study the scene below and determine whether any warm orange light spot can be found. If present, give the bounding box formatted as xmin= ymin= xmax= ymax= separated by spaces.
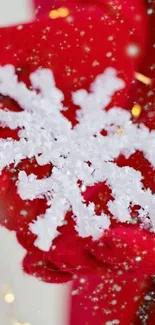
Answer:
xmin=135 ymin=72 xmax=151 ymax=85
xmin=49 ymin=10 xmax=60 ymax=19
xmin=49 ymin=7 xmax=70 ymax=19
xmin=131 ymin=104 xmax=142 ymax=118
xmin=58 ymin=7 xmax=70 ymax=18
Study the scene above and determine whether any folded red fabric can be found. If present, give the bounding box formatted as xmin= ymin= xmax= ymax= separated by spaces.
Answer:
xmin=0 ymin=0 xmax=147 ymax=281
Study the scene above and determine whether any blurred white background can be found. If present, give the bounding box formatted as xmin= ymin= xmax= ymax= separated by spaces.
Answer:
xmin=0 ymin=0 xmax=34 ymax=26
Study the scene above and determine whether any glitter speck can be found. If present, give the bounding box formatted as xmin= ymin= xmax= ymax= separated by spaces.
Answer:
xmin=113 ymin=284 xmax=121 ymax=292
xmin=147 ymin=8 xmax=153 ymax=15
xmin=135 ymin=256 xmax=142 ymax=262
xmin=126 ymin=44 xmax=140 ymax=57
xmin=106 ymin=52 xmax=112 ymax=57
xmin=131 ymin=104 xmax=142 ymax=118
xmin=144 ymin=295 xmax=152 ymax=301
xmin=106 ymin=321 xmax=120 ymax=325
xmin=4 ymin=293 xmax=15 ymax=303
xmin=108 ymin=35 xmax=114 ymax=41
xmin=81 ymin=184 xmax=86 ymax=192
xmin=111 ymin=299 xmax=117 ymax=305
xmin=71 ymin=289 xmax=79 ymax=295
xmin=17 ymin=25 xmax=23 ymax=30
xmin=92 ymin=60 xmax=99 ymax=67
xmin=135 ymin=72 xmax=151 ymax=85
xmin=20 ymin=209 xmax=28 ymax=216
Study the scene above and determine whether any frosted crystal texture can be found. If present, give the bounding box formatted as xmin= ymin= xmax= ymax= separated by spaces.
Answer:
xmin=0 ymin=65 xmax=155 ymax=251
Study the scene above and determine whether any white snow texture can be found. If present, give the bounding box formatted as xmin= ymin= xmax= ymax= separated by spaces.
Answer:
xmin=0 ymin=65 xmax=154 ymax=251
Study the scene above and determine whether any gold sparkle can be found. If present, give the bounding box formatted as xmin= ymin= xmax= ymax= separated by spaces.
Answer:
xmin=117 ymin=128 xmax=124 ymax=135
xmin=49 ymin=7 xmax=70 ymax=19
xmin=58 ymin=7 xmax=70 ymax=17
xmin=49 ymin=10 xmax=59 ymax=19
xmin=115 ymin=128 xmax=124 ymax=135
xmin=4 ymin=293 xmax=15 ymax=303
xmin=135 ymin=72 xmax=151 ymax=85
xmin=131 ymin=104 xmax=142 ymax=118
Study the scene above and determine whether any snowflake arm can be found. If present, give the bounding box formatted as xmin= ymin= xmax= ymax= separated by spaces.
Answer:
xmin=0 ymin=65 xmax=155 ymax=252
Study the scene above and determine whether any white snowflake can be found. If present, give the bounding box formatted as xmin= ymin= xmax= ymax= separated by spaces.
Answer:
xmin=0 ymin=65 xmax=155 ymax=251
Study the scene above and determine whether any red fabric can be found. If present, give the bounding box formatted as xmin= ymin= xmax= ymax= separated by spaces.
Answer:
xmin=0 ymin=0 xmax=146 ymax=282
xmin=71 ymin=275 xmax=151 ymax=325
xmin=70 ymin=1 xmax=155 ymax=325
xmin=1 ymin=0 xmax=155 ymax=324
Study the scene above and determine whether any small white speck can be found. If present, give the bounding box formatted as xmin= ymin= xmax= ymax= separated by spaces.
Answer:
xmin=71 ymin=290 xmax=79 ymax=296
xmin=106 ymin=321 xmax=120 ymax=325
xmin=126 ymin=44 xmax=140 ymax=57
xmin=17 ymin=25 xmax=23 ymax=30
xmin=117 ymin=270 xmax=123 ymax=275
xmin=108 ymin=36 xmax=114 ymax=41
xmin=134 ymin=296 xmax=139 ymax=302
xmin=80 ymin=31 xmax=85 ymax=36
xmin=147 ymin=8 xmax=153 ymax=15
xmin=66 ymin=16 xmax=74 ymax=23
xmin=20 ymin=209 xmax=28 ymax=217
xmin=147 ymin=90 xmax=153 ymax=97
xmin=81 ymin=184 xmax=86 ymax=192
xmin=113 ymin=284 xmax=121 ymax=292
xmin=111 ymin=299 xmax=117 ymax=305
xmin=92 ymin=60 xmax=100 ymax=67
xmin=144 ymin=295 xmax=152 ymax=301
xmin=106 ymin=52 xmax=112 ymax=57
